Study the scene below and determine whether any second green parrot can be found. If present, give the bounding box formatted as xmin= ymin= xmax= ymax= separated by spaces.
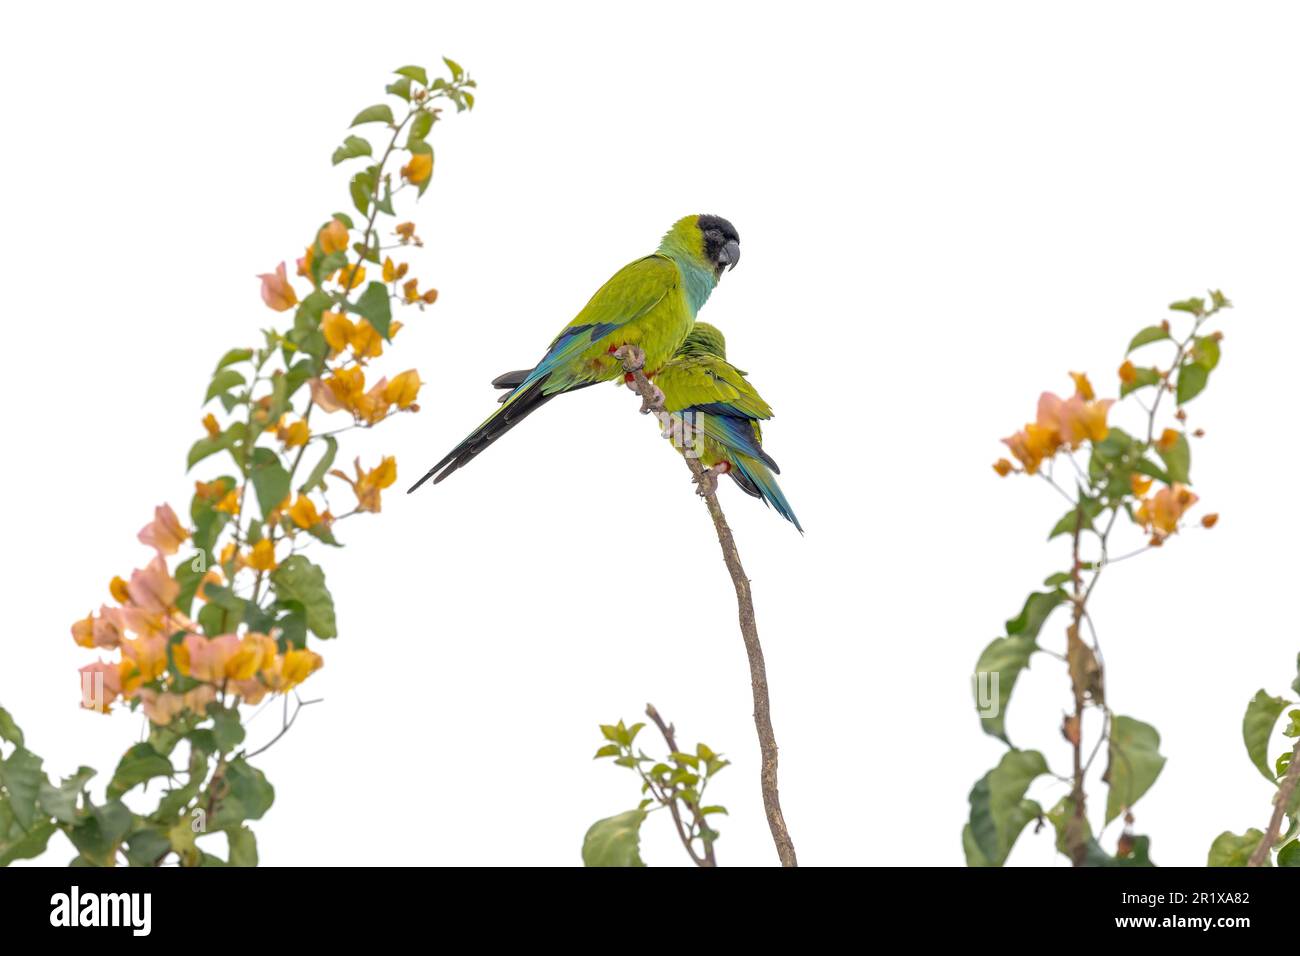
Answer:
xmin=654 ymin=323 xmax=802 ymax=533
xmin=408 ymin=214 xmax=740 ymax=491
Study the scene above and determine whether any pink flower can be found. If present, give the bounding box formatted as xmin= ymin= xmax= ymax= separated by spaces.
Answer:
xmin=177 ymin=633 xmax=240 ymax=682
xmin=79 ymin=660 xmax=122 ymax=714
xmin=258 ymin=262 xmax=299 ymax=312
xmin=126 ymin=556 xmax=179 ymax=616
xmin=137 ymin=503 xmax=189 ymax=556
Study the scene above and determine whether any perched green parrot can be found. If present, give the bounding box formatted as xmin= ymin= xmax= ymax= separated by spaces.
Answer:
xmin=653 ymin=323 xmax=802 ymax=532
xmin=407 ymin=214 xmax=740 ymax=491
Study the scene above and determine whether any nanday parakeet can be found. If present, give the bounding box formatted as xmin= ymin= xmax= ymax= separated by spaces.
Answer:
xmin=408 ymin=214 xmax=740 ymax=491
xmin=654 ymin=323 xmax=802 ymax=533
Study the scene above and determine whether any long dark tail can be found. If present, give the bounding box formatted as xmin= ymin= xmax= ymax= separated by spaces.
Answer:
xmin=408 ymin=373 xmax=597 ymax=491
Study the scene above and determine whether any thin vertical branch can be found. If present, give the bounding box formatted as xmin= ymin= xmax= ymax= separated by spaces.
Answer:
xmin=1247 ymin=736 xmax=1300 ymax=867
xmin=619 ymin=349 xmax=797 ymax=867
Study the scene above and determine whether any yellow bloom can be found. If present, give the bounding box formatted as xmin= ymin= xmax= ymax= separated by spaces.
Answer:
xmin=72 ymin=613 xmax=96 ymax=648
xmin=337 ymin=264 xmax=366 ymax=290
xmin=318 ymin=218 xmax=349 ymax=255
xmin=331 ymin=456 xmax=397 ymax=513
xmin=1118 ymin=360 xmax=1137 ymax=385
xmin=1136 ymin=483 xmax=1199 ymax=538
xmin=247 ymin=538 xmax=277 ymax=572
xmin=992 ymin=458 xmax=1013 ymax=477
xmin=1069 ymin=371 xmax=1095 ymax=401
xmin=1156 ymin=428 xmax=1180 ymax=452
xmin=227 ymin=633 xmax=278 ymax=681
xmin=1201 ymin=513 xmax=1219 ymax=528
xmin=214 ymin=487 xmax=242 ymax=515
xmin=401 ymin=152 xmax=432 ymax=185
xmin=202 ymin=413 xmax=221 ymax=438
xmin=1129 ymin=473 xmax=1152 ymax=496
xmin=109 ymin=575 xmax=131 ymax=604
xmin=384 ymin=370 xmax=422 ymax=409
xmin=268 ymin=649 xmax=324 ymax=692
xmin=288 ymin=494 xmax=322 ymax=529
xmin=382 ymin=257 xmax=408 ymax=283
xmin=348 ymin=318 xmax=384 ymax=359
xmin=321 ymin=311 xmax=352 ymax=356
xmin=280 ymin=419 xmax=310 ymax=447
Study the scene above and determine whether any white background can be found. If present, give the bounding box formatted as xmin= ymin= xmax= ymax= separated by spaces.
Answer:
xmin=2 ymin=1 xmax=1298 ymax=866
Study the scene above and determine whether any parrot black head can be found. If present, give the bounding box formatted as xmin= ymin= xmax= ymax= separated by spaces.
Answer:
xmin=696 ymin=214 xmax=741 ymax=277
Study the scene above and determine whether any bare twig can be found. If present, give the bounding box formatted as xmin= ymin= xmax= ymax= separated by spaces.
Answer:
xmin=645 ymin=703 xmax=716 ymax=867
xmin=618 ymin=346 xmax=797 ymax=867
xmin=1248 ymin=736 xmax=1300 ymax=867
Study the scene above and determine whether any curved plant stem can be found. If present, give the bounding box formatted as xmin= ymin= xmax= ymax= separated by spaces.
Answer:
xmin=1248 ymin=736 xmax=1300 ymax=867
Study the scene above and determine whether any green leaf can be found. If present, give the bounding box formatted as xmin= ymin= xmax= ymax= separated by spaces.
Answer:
xmin=386 ymin=76 xmax=412 ymax=101
xmin=215 ymin=347 xmax=254 ymax=371
xmin=0 ymin=746 xmax=47 ymax=828
xmin=1278 ymin=840 xmax=1300 ymax=867
xmin=1208 ymin=829 xmax=1267 ymax=867
xmin=1176 ymin=362 xmax=1209 ymax=405
xmin=1046 ymin=796 xmax=1093 ymax=858
xmin=1132 ymin=456 xmax=1171 ymax=485
xmin=69 ymin=799 xmax=134 ymax=865
xmin=350 ymin=104 xmax=394 ymax=127
xmin=967 ymin=750 xmax=1048 ymax=866
xmin=1169 ymin=297 xmax=1206 ymax=316
xmin=1120 ymin=365 xmax=1162 ymax=397
xmin=443 ymin=56 xmax=465 ymax=79
xmin=108 ymin=743 xmax=174 ymax=799
xmin=408 ymin=110 xmax=434 ymax=147
xmin=331 ymin=135 xmax=372 ymax=166
xmin=1126 ymin=326 xmax=1170 ymax=353
xmin=204 ymin=369 xmax=246 ymax=405
xmin=1104 ymin=716 xmax=1166 ymax=824
xmin=1006 ymin=590 xmax=1067 ymax=640
xmin=1192 ymin=335 xmax=1221 ymax=370
xmin=227 ymin=826 xmax=259 ymax=866
xmin=974 ymin=633 xmax=1037 ymax=743
xmin=395 ymin=65 xmax=429 ymax=86
xmin=249 ymin=448 xmax=291 ymax=522
xmin=1155 ymin=432 xmax=1191 ymax=484
xmin=0 ymin=814 xmax=56 ymax=866
xmin=270 ymin=556 xmax=337 ymax=638
xmin=211 ymin=708 xmax=246 ymax=753
xmin=700 ymin=805 xmax=728 ymax=816
xmin=593 ymin=744 xmax=620 ymax=759
xmin=0 ymin=706 xmax=23 ymax=746
xmin=1243 ymin=690 xmax=1290 ymax=782
xmin=124 ymin=827 xmax=172 ymax=867
xmin=37 ymin=766 xmax=95 ymax=824
xmin=353 ymin=282 xmax=393 ymax=339
xmin=1048 ymin=498 xmax=1103 ymax=540
xmin=210 ymin=759 xmax=275 ymax=831
xmin=581 ymin=809 xmax=647 ymax=867
xmin=299 ymin=435 xmax=338 ymax=494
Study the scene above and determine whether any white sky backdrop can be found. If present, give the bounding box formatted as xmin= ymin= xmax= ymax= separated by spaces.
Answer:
xmin=2 ymin=1 xmax=1298 ymax=866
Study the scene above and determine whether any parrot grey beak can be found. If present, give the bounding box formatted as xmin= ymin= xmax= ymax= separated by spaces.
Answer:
xmin=718 ymin=239 xmax=741 ymax=271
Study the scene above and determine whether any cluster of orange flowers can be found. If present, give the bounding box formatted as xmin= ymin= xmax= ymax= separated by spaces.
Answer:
xmin=996 ymin=373 xmax=1113 ymax=476
xmin=72 ymin=505 xmax=323 ymax=725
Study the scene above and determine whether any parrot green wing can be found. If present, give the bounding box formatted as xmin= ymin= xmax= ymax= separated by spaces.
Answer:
xmin=657 ymin=353 xmax=774 ymax=421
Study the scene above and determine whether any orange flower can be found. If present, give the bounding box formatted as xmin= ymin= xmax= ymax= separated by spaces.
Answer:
xmin=296 ymin=245 xmax=315 ymax=278
xmin=395 ymin=222 xmax=417 ymax=243
xmin=337 ymin=263 xmax=366 ymax=290
xmin=384 ymin=370 xmax=422 ymax=409
xmin=402 ymin=278 xmax=420 ymax=302
xmin=196 ymin=569 xmax=223 ymax=603
xmin=202 ymin=413 xmax=220 ymax=437
xmin=331 ymin=456 xmax=397 ymax=513
xmin=1156 ymin=428 xmax=1180 ymax=452
xmin=247 ymin=538 xmax=277 ymax=572
xmin=1037 ymin=391 xmax=1113 ymax=448
xmin=288 ymin=494 xmax=322 ymax=529
xmin=1136 ymin=483 xmax=1199 ymax=538
xmin=309 ymin=366 xmax=367 ymax=414
xmin=226 ymin=633 xmax=278 ymax=681
xmin=1118 ymin=360 xmax=1137 ymax=385
xmin=214 ymin=486 xmax=242 ymax=515
xmin=195 ymin=479 xmax=227 ymax=501
xmin=1201 ymin=513 xmax=1219 ymax=528
xmin=401 ymin=152 xmax=432 ymax=185
xmin=257 ymin=262 xmax=298 ymax=312
xmin=992 ymin=458 xmax=1013 ymax=477
xmin=318 ymin=218 xmax=349 ymax=255
xmin=1069 ymin=372 xmax=1095 ymax=401
xmin=1129 ymin=473 xmax=1152 ymax=496
xmin=266 ymin=649 xmax=324 ymax=692
xmin=348 ymin=318 xmax=384 ymax=360
xmin=121 ymin=634 xmax=169 ymax=685
xmin=321 ymin=311 xmax=352 ymax=356
xmin=1001 ymin=423 xmax=1060 ymax=476
xmin=279 ymin=419 xmax=310 ymax=447
xmin=382 ymin=257 xmax=408 ymax=283
xmin=109 ymin=575 xmax=131 ymax=604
